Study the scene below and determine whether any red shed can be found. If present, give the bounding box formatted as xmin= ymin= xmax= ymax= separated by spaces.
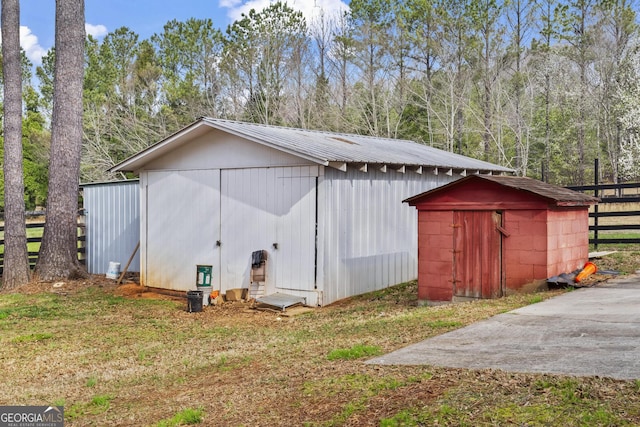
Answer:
xmin=404 ymin=175 xmax=598 ymax=304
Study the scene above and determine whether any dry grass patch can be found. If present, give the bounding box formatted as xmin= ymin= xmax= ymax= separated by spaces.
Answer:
xmin=0 ymin=252 xmax=639 ymax=426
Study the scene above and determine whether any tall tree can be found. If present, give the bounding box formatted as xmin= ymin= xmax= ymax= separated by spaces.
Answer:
xmin=468 ymin=0 xmax=507 ymax=162
xmin=349 ymin=0 xmax=394 ymax=136
xmin=307 ymin=10 xmax=330 ymax=129
xmin=400 ymin=0 xmax=443 ymax=146
xmin=438 ymin=0 xmax=474 ymax=154
xmin=505 ymin=0 xmax=536 ymax=175
xmin=558 ymin=0 xmax=598 ymax=184
xmin=18 ymin=0 xmax=640 ymax=189
xmin=327 ymin=11 xmax=356 ymax=128
xmin=224 ymin=2 xmax=307 ymax=125
xmin=152 ymin=18 xmax=225 ymax=127
xmin=22 ymin=75 xmax=50 ymax=210
xmin=81 ymin=30 xmax=166 ymax=182
xmin=615 ymin=42 xmax=640 ymax=181
xmin=535 ymin=0 xmax=561 ymax=182
xmin=35 ymin=0 xmax=86 ymax=280
xmin=594 ymin=0 xmax=638 ymax=183
xmin=35 ymin=48 xmax=56 ymax=121
xmin=1 ymin=0 xmax=31 ymax=289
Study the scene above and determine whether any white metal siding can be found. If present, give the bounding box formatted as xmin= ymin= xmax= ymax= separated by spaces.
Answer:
xmin=143 ymin=131 xmax=315 ymax=171
xmin=145 ymin=170 xmax=220 ymax=291
xmin=142 ymin=166 xmax=318 ymax=300
xmin=320 ymin=168 xmax=458 ymax=305
xmin=140 ymin=164 xmax=459 ymax=304
xmin=220 ymin=168 xmax=278 ymax=293
xmin=219 ymin=166 xmax=317 ymax=302
xmin=273 ymin=167 xmax=317 ymax=293
xmin=83 ymin=181 xmax=140 ymax=275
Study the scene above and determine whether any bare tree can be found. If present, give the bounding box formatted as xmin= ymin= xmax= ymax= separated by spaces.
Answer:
xmin=35 ymin=0 xmax=87 ymax=280
xmin=349 ymin=0 xmax=394 ymax=136
xmin=505 ymin=0 xmax=536 ymax=175
xmin=1 ymin=0 xmax=31 ymax=289
xmin=436 ymin=0 xmax=474 ymax=154
xmin=557 ymin=0 xmax=598 ymax=185
xmin=594 ymin=0 xmax=638 ymax=184
xmin=327 ymin=11 xmax=355 ymax=131
xmin=468 ymin=0 xmax=507 ymax=162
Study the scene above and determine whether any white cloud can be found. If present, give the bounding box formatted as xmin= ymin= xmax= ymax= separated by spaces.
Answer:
xmin=7 ymin=24 xmax=107 ymax=66
xmin=19 ymin=26 xmax=49 ymax=65
xmin=219 ymin=0 xmax=243 ymax=8
xmin=86 ymin=23 xmax=108 ymax=38
xmin=220 ymin=0 xmax=349 ymax=25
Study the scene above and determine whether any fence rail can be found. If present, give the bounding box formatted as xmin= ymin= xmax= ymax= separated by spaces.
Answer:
xmin=0 ymin=215 xmax=86 ymax=274
xmin=566 ymin=180 xmax=640 ymax=248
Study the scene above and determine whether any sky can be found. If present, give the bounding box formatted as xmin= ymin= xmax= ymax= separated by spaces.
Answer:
xmin=18 ymin=0 xmax=350 ymax=66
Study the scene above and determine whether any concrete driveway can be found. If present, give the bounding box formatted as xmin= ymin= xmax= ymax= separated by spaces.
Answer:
xmin=367 ymin=274 xmax=640 ymax=380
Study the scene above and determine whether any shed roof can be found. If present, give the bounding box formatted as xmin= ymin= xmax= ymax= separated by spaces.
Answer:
xmin=111 ymin=118 xmax=513 ymax=174
xmin=404 ymin=175 xmax=599 ymax=206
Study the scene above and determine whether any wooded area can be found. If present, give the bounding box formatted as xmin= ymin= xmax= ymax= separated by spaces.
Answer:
xmin=5 ymin=0 xmax=640 ymax=210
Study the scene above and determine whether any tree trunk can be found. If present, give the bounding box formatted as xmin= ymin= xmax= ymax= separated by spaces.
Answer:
xmin=34 ymin=0 xmax=87 ymax=280
xmin=1 ymin=0 xmax=31 ymax=289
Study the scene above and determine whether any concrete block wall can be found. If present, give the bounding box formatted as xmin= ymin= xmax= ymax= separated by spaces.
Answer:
xmin=546 ymin=208 xmax=590 ymax=275
xmin=502 ymin=209 xmax=548 ymax=290
xmin=416 ymin=206 xmax=591 ymax=303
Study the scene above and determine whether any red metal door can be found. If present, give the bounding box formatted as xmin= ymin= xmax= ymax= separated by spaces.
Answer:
xmin=453 ymin=211 xmax=503 ymax=299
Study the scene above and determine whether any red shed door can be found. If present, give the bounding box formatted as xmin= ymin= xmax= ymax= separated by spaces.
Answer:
xmin=453 ymin=211 xmax=503 ymax=299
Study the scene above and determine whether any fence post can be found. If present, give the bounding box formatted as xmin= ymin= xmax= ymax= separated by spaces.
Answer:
xmin=77 ymin=209 xmax=86 ymax=266
xmin=594 ymin=158 xmax=599 ymax=251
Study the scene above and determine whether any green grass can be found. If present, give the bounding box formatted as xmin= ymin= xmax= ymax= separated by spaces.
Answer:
xmin=380 ymin=377 xmax=631 ymax=426
xmin=12 ymin=332 xmax=54 ymax=343
xmin=586 ymin=250 xmax=640 ymax=274
xmin=527 ymin=294 xmax=544 ymax=304
xmin=154 ymin=408 xmax=204 ymax=426
xmin=85 ymin=376 xmax=98 ymax=388
xmin=425 ymin=319 xmax=463 ymax=328
xmin=0 ymin=223 xmax=83 ymax=258
xmin=1 ymin=273 xmax=639 ymax=426
xmin=64 ymin=394 xmax=115 ymax=420
xmin=327 ymin=344 xmax=383 ymax=361
xmin=589 ymin=232 xmax=640 ymax=252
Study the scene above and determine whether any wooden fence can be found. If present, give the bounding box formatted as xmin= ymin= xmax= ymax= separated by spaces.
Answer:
xmin=566 ymin=181 xmax=640 ymax=248
xmin=0 ymin=212 xmax=86 ymax=274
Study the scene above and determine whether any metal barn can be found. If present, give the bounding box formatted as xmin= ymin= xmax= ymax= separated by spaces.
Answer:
xmin=405 ymin=175 xmax=598 ymax=304
xmin=111 ymin=118 xmax=511 ymax=306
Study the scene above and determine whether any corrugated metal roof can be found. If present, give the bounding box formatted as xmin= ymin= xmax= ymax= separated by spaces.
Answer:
xmin=80 ymin=179 xmax=139 ymax=188
xmin=112 ymin=118 xmax=513 ymax=173
xmin=404 ymin=175 xmax=599 ymax=206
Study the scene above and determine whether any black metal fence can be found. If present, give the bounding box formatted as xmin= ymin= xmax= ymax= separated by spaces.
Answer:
xmin=566 ymin=181 xmax=640 ymax=248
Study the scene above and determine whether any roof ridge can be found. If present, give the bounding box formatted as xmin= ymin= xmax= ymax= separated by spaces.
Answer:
xmin=202 ymin=117 xmax=415 ymax=143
